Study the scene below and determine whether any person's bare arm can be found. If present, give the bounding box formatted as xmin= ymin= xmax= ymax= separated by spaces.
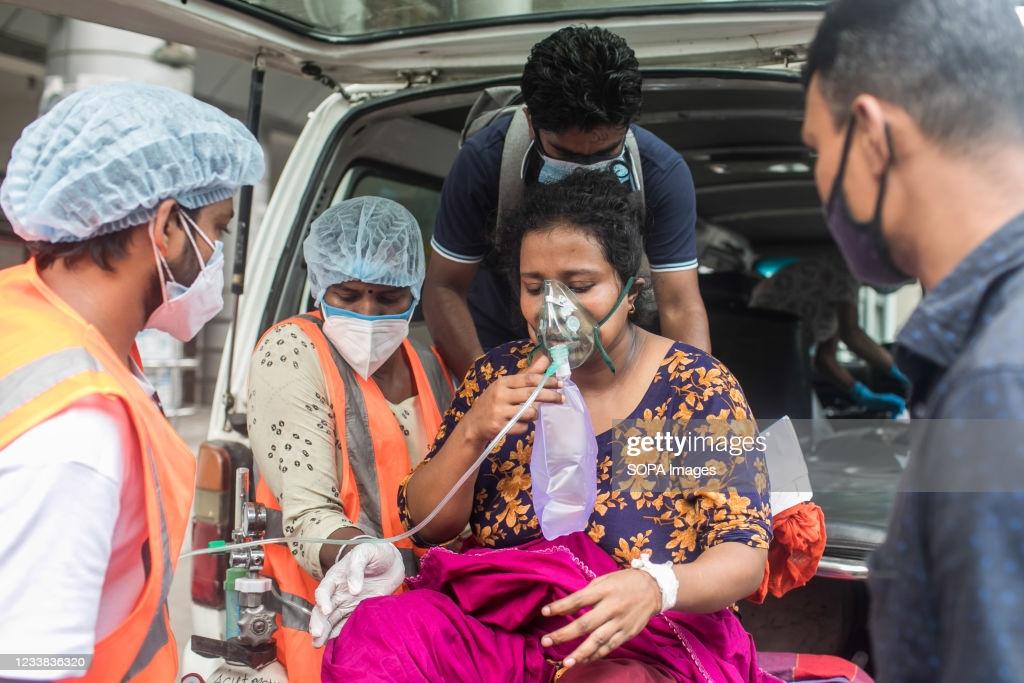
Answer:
xmin=670 ymin=542 xmax=766 ymax=612
xmin=814 ymin=335 xmax=858 ymax=391
xmin=402 ymin=419 xmax=486 ymax=545
xmin=404 ymin=355 xmax=561 ymax=544
xmin=540 ymin=543 xmax=766 ymax=668
xmin=318 ymin=525 xmax=371 ymax=575
xmin=423 ymin=255 xmax=485 ymax=380
xmin=836 ymin=301 xmax=894 ymax=371
xmin=651 ymin=269 xmax=711 ymax=351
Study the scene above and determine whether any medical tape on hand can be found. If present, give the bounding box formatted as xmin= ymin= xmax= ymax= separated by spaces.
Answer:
xmin=630 ymin=552 xmax=679 ymax=613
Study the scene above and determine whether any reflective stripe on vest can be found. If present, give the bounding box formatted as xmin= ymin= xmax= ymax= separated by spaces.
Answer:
xmin=265 ymin=577 xmax=317 ymax=631
xmin=296 ymin=314 xmax=452 ymax=552
xmin=410 ymin=340 xmax=454 ymax=420
xmin=0 ymin=347 xmax=101 ymax=421
xmin=121 ymin=446 xmax=175 ymax=682
xmin=0 ymin=346 xmax=176 ymax=681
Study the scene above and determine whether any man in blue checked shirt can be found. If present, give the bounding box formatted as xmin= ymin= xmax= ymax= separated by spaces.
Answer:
xmin=801 ymin=1 xmax=1024 ymax=680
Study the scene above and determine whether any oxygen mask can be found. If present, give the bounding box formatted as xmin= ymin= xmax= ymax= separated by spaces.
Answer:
xmin=538 ymin=280 xmax=597 ymax=370
xmin=537 ymin=277 xmax=635 ymax=374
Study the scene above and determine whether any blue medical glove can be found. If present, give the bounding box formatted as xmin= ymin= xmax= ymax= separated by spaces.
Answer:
xmin=850 ymin=381 xmax=907 ymax=416
xmin=888 ymin=365 xmax=912 ymax=391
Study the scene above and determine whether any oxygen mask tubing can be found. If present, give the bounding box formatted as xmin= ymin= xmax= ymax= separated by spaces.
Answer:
xmin=183 ymin=276 xmax=634 ymax=562
xmin=183 ymin=355 xmax=563 ymax=561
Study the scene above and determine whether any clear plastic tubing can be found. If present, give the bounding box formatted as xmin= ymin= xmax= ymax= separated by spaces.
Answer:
xmin=182 ymin=360 xmax=560 ymax=561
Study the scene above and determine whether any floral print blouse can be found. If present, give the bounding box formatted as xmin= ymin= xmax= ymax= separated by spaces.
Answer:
xmin=398 ymin=340 xmax=772 ymax=566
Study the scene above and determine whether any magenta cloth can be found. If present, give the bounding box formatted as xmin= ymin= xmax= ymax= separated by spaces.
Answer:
xmin=322 ymin=532 xmax=784 ymax=682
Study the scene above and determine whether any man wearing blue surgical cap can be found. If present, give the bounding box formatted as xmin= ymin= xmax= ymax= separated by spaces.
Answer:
xmin=0 ymin=82 xmax=263 ymax=682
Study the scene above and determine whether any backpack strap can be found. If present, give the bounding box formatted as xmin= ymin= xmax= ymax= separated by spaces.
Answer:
xmin=624 ymin=129 xmax=646 ymax=210
xmin=460 ymin=85 xmax=524 ymax=145
xmin=623 ymin=128 xmax=651 ymax=281
xmin=496 ymin=108 xmax=532 ymax=232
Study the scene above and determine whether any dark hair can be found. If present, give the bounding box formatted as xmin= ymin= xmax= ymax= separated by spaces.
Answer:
xmin=521 ymin=26 xmax=642 ymax=133
xmin=498 ymin=169 xmax=643 ymax=290
xmin=28 ymin=205 xmax=199 ymax=271
xmin=28 ymin=228 xmax=138 ymax=271
xmin=804 ymin=0 xmax=1024 ymax=152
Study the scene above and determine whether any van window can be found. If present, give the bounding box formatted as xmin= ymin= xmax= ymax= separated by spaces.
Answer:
xmin=231 ymin=0 xmax=790 ymax=38
xmin=833 ymin=284 xmax=913 ymax=364
xmin=345 ymin=164 xmax=442 ymax=261
xmin=304 ymin=163 xmax=443 ymax=323
xmin=858 ymin=284 xmax=921 ymax=345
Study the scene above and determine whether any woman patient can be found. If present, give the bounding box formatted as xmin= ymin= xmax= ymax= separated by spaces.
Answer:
xmin=319 ymin=171 xmax=774 ymax=682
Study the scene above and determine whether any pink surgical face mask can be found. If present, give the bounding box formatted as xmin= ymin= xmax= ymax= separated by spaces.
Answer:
xmin=144 ymin=208 xmax=225 ymax=342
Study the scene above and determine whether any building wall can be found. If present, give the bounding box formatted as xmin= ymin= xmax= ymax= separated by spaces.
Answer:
xmin=0 ymin=68 xmax=38 ymax=268
xmin=0 ymin=6 xmax=326 ymax=408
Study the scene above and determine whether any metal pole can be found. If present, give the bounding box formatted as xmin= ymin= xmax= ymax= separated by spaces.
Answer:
xmin=223 ymin=54 xmax=265 ymax=423
xmin=232 ymin=54 xmax=265 ymax=296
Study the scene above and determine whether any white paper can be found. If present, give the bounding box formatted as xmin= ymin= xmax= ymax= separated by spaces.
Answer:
xmin=761 ymin=416 xmax=813 ymax=514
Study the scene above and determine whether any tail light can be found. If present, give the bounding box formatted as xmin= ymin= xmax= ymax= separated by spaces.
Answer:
xmin=191 ymin=441 xmax=234 ymax=609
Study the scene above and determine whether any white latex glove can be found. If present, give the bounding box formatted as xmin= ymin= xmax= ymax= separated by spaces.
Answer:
xmin=308 ymin=541 xmax=405 ymax=647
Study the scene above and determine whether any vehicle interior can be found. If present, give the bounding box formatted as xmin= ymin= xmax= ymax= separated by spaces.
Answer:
xmin=192 ymin=67 xmax=910 ymax=674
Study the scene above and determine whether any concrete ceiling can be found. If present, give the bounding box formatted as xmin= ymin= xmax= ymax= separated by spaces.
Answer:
xmin=0 ymin=4 xmax=329 ymax=135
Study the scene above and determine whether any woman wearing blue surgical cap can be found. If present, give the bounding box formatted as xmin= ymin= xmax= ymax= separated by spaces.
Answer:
xmin=0 ymin=82 xmax=263 ymax=682
xmin=245 ymin=196 xmax=453 ymax=681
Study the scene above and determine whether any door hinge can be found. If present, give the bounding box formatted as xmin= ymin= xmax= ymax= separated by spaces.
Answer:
xmin=772 ymin=47 xmax=807 ymax=69
xmin=301 ymin=61 xmax=354 ymax=100
xmin=398 ymin=68 xmax=440 ymax=87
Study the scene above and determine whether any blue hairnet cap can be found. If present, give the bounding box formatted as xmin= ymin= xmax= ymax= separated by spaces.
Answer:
xmin=304 ymin=197 xmax=425 ymax=305
xmin=0 ymin=81 xmax=265 ymax=243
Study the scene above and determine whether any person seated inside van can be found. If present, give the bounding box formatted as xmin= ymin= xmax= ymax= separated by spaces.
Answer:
xmin=316 ymin=171 xmax=774 ymax=682
xmin=245 ymin=197 xmax=452 ymax=682
xmin=750 ymin=250 xmax=909 ymax=416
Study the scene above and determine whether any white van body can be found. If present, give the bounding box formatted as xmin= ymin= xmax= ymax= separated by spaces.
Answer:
xmin=9 ymin=1 xmax=900 ymax=678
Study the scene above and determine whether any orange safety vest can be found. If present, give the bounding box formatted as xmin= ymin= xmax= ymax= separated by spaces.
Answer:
xmin=253 ymin=312 xmax=453 ymax=682
xmin=0 ymin=261 xmax=195 ymax=682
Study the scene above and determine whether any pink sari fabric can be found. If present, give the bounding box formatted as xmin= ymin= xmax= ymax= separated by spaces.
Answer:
xmin=322 ymin=532 xmax=783 ymax=683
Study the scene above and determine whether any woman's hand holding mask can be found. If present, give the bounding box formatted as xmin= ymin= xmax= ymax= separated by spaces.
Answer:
xmin=459 ymin=354 xmax=563 ymax=446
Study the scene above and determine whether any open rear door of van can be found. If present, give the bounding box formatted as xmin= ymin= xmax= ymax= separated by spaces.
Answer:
xmin=5 ymin=2 xmax=837 ymax=674
xmin=6 ymin=0 xmax=825 ymax=86
xmin=5 ymin=0 xmax=829 ymax=428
